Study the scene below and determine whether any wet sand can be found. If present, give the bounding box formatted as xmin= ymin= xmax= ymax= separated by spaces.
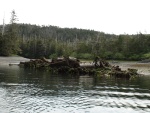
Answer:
xmin=0 ymin=56 xmax=30 ymax=66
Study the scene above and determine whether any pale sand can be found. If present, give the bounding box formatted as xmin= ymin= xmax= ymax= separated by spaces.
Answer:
xmin=0 ymin=56 xmax=30 ymax=66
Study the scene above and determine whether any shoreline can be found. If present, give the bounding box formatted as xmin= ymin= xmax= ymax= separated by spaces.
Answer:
xmin=0 ymin=56 xmax=30 ymax=66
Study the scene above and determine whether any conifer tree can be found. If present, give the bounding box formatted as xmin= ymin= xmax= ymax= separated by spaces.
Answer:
xmin=0 ymin=10 xmax=20 ymax=56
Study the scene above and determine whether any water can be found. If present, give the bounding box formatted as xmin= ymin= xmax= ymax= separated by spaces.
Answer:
xmin=0 ymin=65 xmax=150 ymax=113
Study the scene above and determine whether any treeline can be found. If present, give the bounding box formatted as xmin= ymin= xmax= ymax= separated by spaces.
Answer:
xmin=18 ymin=24 xmax=116 ymax=59
xmin=0 ymin=22 xmax=150 ymax=60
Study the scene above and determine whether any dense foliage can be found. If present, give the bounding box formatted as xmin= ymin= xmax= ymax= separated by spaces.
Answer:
xmin=0 ymin=10 xmax=20 ymax=56
xmin=0 ymin=14 xmax=150 ymax=60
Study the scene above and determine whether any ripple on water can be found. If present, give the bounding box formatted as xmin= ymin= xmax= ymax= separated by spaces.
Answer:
xmin=0 ymin=74 xmax=150 ymax=113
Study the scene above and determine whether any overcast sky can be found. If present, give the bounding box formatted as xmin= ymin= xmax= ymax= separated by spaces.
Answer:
xmin=0 ymin=0 xmax=150 ymax=34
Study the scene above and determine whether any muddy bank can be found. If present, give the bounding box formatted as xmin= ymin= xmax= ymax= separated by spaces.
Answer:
xmin=0 ymin=56 xmax=30 ymax=66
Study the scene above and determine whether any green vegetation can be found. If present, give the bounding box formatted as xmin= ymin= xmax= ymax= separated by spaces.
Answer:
xmin=0 ymin=10 xmax=150 ymax=61
xmin=0 ymin=10 xmax=20 ymax=56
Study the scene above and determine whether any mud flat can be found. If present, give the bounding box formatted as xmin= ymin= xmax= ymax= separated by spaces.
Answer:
xmin=0 ymin=56 xmax=29 ymax=66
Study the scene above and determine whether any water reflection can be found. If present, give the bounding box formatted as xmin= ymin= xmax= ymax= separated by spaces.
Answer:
xmin=0 ymin=66 xmax=150 ymax=113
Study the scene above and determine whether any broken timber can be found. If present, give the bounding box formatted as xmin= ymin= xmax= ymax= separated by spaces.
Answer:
xmin=19 ymin=57 xmax=141 ymax=79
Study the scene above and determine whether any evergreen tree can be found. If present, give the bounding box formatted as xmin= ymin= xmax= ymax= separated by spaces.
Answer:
xmin=0 ymin=10 xmax=20 ymax=56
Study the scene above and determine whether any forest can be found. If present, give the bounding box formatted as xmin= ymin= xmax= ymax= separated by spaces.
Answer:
xmin=0 ymin=11 xmax=150 ymax=61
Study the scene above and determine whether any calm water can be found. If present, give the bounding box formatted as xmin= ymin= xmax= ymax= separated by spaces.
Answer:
xmin=0 ymin=65 xmax=150 ymax=113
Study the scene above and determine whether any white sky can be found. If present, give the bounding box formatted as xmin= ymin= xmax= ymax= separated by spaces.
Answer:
xmin=0 ymin=0 xmax=150 ymax=35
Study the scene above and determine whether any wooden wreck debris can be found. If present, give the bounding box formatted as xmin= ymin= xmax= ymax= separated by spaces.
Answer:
xmin=19 ymin=57 xmax=50 ymax=68
xmin=19 ymin=57 xmax=80 ymax=69
xmin=19 ymin=56 xmax=141 ymax=78
xmin=50 ymin=57 xmax=80 ymax=68
xmin=93 ymin=56 xmax=111 ymax=68
xmin=109 ymin=65 xmax=139 ymax=79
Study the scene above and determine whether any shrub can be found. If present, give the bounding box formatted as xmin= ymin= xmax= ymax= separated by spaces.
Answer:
xmin=77 ymin=53 xmax=93 ymax=59
xmin=103 ymin=51 xmax=113 ymax=59
xmin=142 ymin=52 xmax=150 ymax=59
xmin=113 ymin=52 xmax=125 ymax=60
xmin=49 ymin=53 xmax=58 ymax=59
xmin=128 ymin=54 xmax=141 ymax=61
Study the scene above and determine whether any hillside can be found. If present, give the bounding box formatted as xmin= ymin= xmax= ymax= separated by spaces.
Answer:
xmin=0 ymin=24 xmax=150 ymax=60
